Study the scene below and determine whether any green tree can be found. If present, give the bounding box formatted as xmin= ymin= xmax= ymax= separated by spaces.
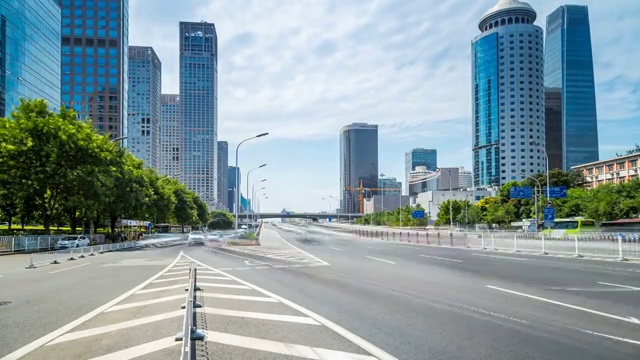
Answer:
xmin=193 ymin=196 xmax=210 ymax=225
xmin=208 ymin=210 xmax=234 ymax=230
xmin=172 ymin=185 xmax=196 ymax=231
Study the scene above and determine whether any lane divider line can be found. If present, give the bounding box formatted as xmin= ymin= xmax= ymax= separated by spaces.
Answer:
xmin=204 ymin=330 xmax=378 ymax=360
xmin=104 ymin=294 xmax=185 ymax=312
xmin=473 ymin=254 xmax=528 ymax=261
xmin=86 ymin=337 xmax=179 ymax=360
xmin=182 ymin=254 xmax=398 ymax=360
xmin=486 ymin=285 xmax=640 ymax=324
xmin=329 ymin=247 xmax=342 ymax=251
xmin=598 ymin=282 xmax=640 ymax=290
xmin=199 ymin=307 xmax=320 ymax=325
xmin=49 ymin=262 xmax=90 ymax=274
xmin=420 ymin=255 xmax=462 ymax=263
xmin=273 ymin=230 xmax=330 ymax=265
xmin=365 ymin=256 xmax=396 ymax=264
xmin=0 ymin=253 xmax=184 ymax=360
xmin=577 ymin=328 xmax=640 ymax=345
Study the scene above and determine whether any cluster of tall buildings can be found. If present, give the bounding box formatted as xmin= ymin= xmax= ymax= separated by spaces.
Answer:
xmin=472 ymin=0 xmax=599 ymax=187
xmin=0 ymin=1 xmax=227 ymax=211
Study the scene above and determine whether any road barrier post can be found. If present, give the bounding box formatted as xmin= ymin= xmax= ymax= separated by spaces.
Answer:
xmin=573 ymin=236 xmax=582 ymax=258
xmin=25 ymin=254 xmax=36 ymax=269
xmin=437 ymin=232 xmax=441 ymax=246
xmin=616 ymin=235 xmax=627 ymax=262
xmin=481 ymin=233 xmax=486 ymax=250
xmin=68 ymin=249 xmax=76 ymax=261
xmin=176 ymin=263 xmax=205 ymax=357
xmin=99 ymin=245 xmax=104 ymax=254
xmin=513 ymin=234 xmax=519 ymax=253
xmin=426 ymin=232 xmax=430 ymax=245
xmin=79 ymin=247 xmax=86 ymax=258
xmin=51 ymin=251 xmax=60 ymax=264
xmin=449 ymin=232 xmax=453 ymax=247
xmin=89 ymin=246 xmax=96 ymax=256
xmin=541 ymin=234 xmax=548 ymax=255
xmin=491 ymin=234 xmax=496 ymax=251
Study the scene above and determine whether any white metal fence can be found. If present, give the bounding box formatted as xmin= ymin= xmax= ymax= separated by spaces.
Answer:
xmin=24 ymin=241 xmax=142 ymax=269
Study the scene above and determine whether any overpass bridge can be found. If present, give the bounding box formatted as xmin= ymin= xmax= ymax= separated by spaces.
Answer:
xmin=236 ymin=212 xmax=364 ymax=220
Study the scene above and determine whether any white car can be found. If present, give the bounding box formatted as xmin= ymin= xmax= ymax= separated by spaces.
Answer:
xmin=187 ymin=233 xmax=206 ymax=246
xmin=55 ymin=235 xmax=91 ymax=249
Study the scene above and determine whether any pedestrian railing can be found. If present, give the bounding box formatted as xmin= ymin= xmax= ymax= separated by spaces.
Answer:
xmin=24 ymin=241 xmax=141 ymax=269
xmin=175 ymin=263 xmax=204 ymax=360
xmin=0 ymin=235 xmax=71 ymax=254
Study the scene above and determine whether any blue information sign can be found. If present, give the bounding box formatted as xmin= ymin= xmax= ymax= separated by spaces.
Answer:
xmin=544 ymin=207 xmax=555 ymax=227
xmin=510 ymin=186 xmax=533 ymax=199
xmin=547 ymin=186 xmax=567 ymax=199
xmin=412 ymin=210 xmax=425 ymax=219
xmin=327 ymin=216 xmax=332 ymax=222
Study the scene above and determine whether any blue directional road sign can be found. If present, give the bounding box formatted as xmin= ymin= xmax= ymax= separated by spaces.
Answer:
xmin=510 ymin=186 xmax=533 ymax=199
xmin=327 ymin=216 xmax=332 ymax=222
xmin=412 ymin=210 xmax=425 ymax=219
xmin=544 ymin=206 xmax=555 ymax=227
xmin=547 ymin=186 xmax=567 ymax=199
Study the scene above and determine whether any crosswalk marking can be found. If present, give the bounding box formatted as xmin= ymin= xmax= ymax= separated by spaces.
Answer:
xmin=162 ymin=270 xmax=189 ymax=276
xmin=198 ymin=270 xmax=221 ymax=274
xmin=198 ymin=275 xmax=232 ymax=281
xmin=169 ymin=266 xmax=190 ymax=270
xmin=198 ymin=282 xmax=251 ymax=289
xmin=47 ymin=310 xmax=184 ymax=345
xmin=204 ymin=331 xmax=378 ymax=360
xmin=200 ymin=307 xmax=320 ymax=325
xmin=151 ymin=276 xmax=188 ymax=283
xmin=201 ymin=293 xmax=278 ymax=302
xmin=135 ymin=283 xmax=187 ymax=294
xmin=86 ymin=337 xmax=179 ymax=360
xmin=104 ymin=294 xmax=185 ymax=312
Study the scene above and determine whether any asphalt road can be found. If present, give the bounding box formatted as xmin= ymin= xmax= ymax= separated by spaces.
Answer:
xmin=1 ymin=224 xmax=639 ymax=359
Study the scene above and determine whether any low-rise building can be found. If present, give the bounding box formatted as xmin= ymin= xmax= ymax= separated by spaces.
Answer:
xmin=416 ymin=188 xmax=497 ymax=222
xmin=572 ymin=152 xmax=640 ymax=188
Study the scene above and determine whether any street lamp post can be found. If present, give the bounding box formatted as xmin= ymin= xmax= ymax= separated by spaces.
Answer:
xmin=530 ymin=141 xmax=550 ymax=200
xmin=257 ymin=194 xmax=267 ymax=222
xmin=110 ymin=136 xmax=127 ymax=143
xmin=329 ymin=196 xmax=340 ymax=222
xmin=246 ymin=163 xmax=266 ymax=213
xmin=520 ymin=173 xmax=541 ymax=233
xmin=321 ymin=198 xmax=332 ymax=221
xmin=448 ymin=169 xmax=453 ymax=228
xmin=252 ymin=179 xmax=267 ymax=224
xmin=380 ymin=173 xmax=386 ymax=223
xmin=234 ymin=132 xmax=269 ymax=230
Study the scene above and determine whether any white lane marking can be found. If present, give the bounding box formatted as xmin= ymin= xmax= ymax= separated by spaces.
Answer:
xmin=487 ymin=285 xmax=640 ymax=324
xmin=255 ymin=266 xmax=270 ymax=269
xmin=205 ymin=331 xmax=378 ymax=360
xmin=234 ymin=267 xmax=251 ymax=270
xmin=578 ymin=329 xmax=640 ymax=345
xmin=0 ymin=253 xmax=183 ymax=360
xmin=135 ymin=283 xmax=188 ymax=294
xmin=87 ymin=337 xmax=179 ymax=360
xmin=420 ymin=255 xmax=462 ymax=263
xmin=330 ymin=247 xmax=342 ymax=251
xmin=274 ymin=230 xmax=330 ymax=265
xmin=198 ymin=282 xmax=251 ymax=289
xmin=201 ymin=293 xmax=278 ymax=302
xmin=151 ymin=276 xmax=188 ymax=283
xmin=163 ymin=270 xmax=189 ymax=276
xmin=169 ymin=266 xmax=190 ymax=270
xmin=49 ymin=262 xmax=90 ymax=274
xmin=47 ymin=310 xmax=184 ymax=345
xmin=201 ymin=307 xmax=319 ymax=325
xmin=452 ymin=303 xmax=527 ymax=324
xmin=198 ymin=270 xmax=221 ymax=274
xmin=104 ymin=294 xmax=185 ymax=312
xmin=365 ymin=256 xmax=396 ymax=264
xmin=198 ymin=275 xmax=232 ymax=280
xmin=183 ymin=254 xmax=397 ymax=360
xmin=473 ymin=254 xmax=528 ymax=261
xmin=598 ymin=282 xmax=640 ymax=290
xmin=217 ymin=268 xmax=232 ymax=270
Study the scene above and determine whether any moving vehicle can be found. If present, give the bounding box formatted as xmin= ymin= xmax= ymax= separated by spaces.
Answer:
xmin=55 ymin=235 xmax=91 ymax=249
xmin=187 ymin=233 xmax=206 ymax=246
xmin=545 ymin=217 xmax=597 ymax=236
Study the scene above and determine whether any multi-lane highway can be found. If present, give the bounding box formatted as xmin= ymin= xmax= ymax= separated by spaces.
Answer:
xmin=1 ymin=224 xmax=639 ymax=359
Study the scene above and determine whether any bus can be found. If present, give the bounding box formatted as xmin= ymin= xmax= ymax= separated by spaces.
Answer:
xmin=546 ymin=217 xmax=597 ymax=236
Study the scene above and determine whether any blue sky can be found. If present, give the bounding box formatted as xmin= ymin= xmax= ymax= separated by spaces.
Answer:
xmin=130 ymin=0 xmax=640 ymax=212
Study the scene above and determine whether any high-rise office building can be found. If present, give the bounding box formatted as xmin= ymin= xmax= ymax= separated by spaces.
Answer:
xmin=228 ymin=166 xmax=240 ymax=213
xmin=545 ymin=5 xmax=599 ymax=170
xmin=58 ymin=0 xmax=129 ymax=139
xmin=179 ymin=21 xmax=218 ymax=209
xmin=378 ymin=176 xmax=402 ymax=196
xmin=340 ymin=123 xmax=378 ymax=213
xmin=472 ymin=0 xmax=546 ymax=187
xmin=127 ymin=46 xmax=161 ymax=170
xmin=544 ymin=89 xmax=563 ymax=170
xmin=160 ymin=94 xmax=180 ymax=178
xmin=405 ymin=148 xmax=437 ymax=194
xmin=0 ymin=0 xmax=61 ymax=117
xmin=459 ymin=167 xmax=473 ymax=189
xmin=217 ymin=141 xmax=229 ymax=211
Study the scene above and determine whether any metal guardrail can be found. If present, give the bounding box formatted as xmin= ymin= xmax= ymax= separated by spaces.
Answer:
xmin=175 ymin=262 xmax=204 ymax=360
xmin=24 ymin=241 xmax=141 ymax=269
xmin=0 ymin=235 xmax=72 ymax=253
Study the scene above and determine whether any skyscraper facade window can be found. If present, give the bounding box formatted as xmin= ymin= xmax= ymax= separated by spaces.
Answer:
xmin=228 ymin=166 xmax=240 ymax=213
xmin=127 ymin=46 xmax=161 ymax=170
xmin=340 ymin=123 xmax=378 ymax=214
xmin=179 ymin=21 xmax=218 ymax=209
xmin=545 ymin=5 xmax=599 ymax=170
xmin=160 ymin=94 xmax=180 ymax=178
xmin=0 ymin=0 xmax=61 ymax=117
xmin=472 ymin=0 xmax=546 ymax=187
xmin=405 ymin=148 xmax=437 ymax=194
xmin=217 ymin=141 xmax=229 ymax=211
xmin=58 ymin=0 xmax=129 ymax=139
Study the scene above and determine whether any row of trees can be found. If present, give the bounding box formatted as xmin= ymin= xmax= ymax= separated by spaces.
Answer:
xmin=355 ymin=205 xmax=428 ymax=227
xmin=0 ymin=99 xmax=215 ymax=234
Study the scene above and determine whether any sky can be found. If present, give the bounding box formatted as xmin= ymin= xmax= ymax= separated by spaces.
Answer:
xmin=129 ymin=0 xmax=640 ymax=213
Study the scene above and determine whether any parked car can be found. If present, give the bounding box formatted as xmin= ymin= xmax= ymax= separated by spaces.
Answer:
xmin=55 ymin=235 xmax=91 ymax=249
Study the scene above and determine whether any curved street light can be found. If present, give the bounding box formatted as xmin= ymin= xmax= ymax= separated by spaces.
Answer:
xmin=328 ymin=196 xmax=340 ymax=221
xmin=235 ymin=133 xmax=269 ymax=230
xmin=247 ymin=164 xmax=266 ymax=214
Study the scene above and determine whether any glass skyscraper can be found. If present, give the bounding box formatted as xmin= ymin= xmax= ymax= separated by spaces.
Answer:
xmin=217 ymin=141 xmax=228 ymax=211
xmin=160 ymin=94 xmax=180 ymax=178
xmin=0 ymin=0 xmax=61 ymax=117
xmin=179 ymin=21 xmax=218 ymax=209
xmin=228 ymin=166 xmax=240 ymax=213
xmin=472 ymin=0 xmax=546 ymax=187
xmin=127 ymin=46 xmax=161 ymax=170
xmin=545 ymin=5 xmax=599 ymax=170
xmin=405 ymin=148 xmax=437 ymax=194
xmin=58 ymin=0 xmax=129 ymax=140
xmin=340 ymin=123 xmax=378 ymax=214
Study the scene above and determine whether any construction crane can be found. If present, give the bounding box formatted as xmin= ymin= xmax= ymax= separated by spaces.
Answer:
xmin=344 ymin=180 xmax=402 ymax=214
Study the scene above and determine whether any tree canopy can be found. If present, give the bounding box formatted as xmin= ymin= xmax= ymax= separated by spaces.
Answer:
xmin=0 ymin=99 xmax=211 ymax=234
